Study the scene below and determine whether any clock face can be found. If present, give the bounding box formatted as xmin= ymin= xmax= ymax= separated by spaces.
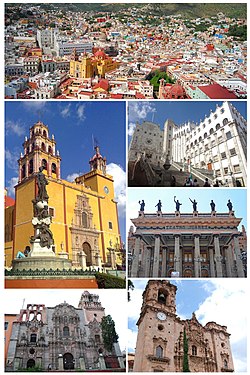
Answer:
xmin=157 ymin=312 xmax=167 ymax=321
xmin=104 ymin=186 xmax=109 ymax=194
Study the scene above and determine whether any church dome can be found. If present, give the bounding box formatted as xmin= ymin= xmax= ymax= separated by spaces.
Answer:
xmin=169 ymin=83 xmax=185 ymax=98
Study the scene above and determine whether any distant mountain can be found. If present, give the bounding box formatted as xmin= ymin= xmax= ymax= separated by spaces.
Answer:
xmin=5 ymin=3 xmax=247 ymax=19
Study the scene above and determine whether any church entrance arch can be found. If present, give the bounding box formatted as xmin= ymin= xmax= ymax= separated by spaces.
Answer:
xmin=183 ymin=269 xmax=193 ymax=278
xmin=27 ymin=359 xmax=35 ymax=369
xmin=82 ymin=242 xmax=92 ymax=266
xmin=63 ymin=353 xmax=74 ymax=370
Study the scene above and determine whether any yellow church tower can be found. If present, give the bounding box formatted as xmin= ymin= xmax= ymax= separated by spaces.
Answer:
xmin=5 ymin=121 xmax=122 ymax=270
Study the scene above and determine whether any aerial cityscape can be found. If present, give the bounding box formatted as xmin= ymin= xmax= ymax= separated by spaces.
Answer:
xmin=5 ymin=3 xmax=247 ymax=100
xmin=4 ymin=1 xmax=248 ymax=373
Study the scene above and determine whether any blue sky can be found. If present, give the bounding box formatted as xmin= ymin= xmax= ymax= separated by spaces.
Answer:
xmin=5 ymin=101 xmax=126 ymax=241
xmin=127 ymin=188 xmax=247 ymax=231
xmin=128 ymin=100 xmax=247 ymax=139
xmin=128 ymin=279 xmax=247 ymax=372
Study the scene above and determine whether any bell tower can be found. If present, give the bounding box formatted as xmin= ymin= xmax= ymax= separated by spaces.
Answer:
xmin=18 ymin=121 xmax=61 ymax=183
xmin=133 ymin=280 xmax=178 ymax=372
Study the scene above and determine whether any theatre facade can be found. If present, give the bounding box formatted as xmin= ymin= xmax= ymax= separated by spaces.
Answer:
xmin=128 ymin=206 xmax=246 ymax=278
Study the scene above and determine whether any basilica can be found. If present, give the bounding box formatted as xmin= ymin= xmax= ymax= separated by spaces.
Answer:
xmin=5 ymin=120 xmax=123 ymax=271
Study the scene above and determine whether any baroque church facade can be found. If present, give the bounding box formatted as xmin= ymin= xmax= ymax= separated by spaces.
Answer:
xmin=5 ymin=120 xmax=123 ymax=270
xmin=5 ymin=291 xmax=124 ymax=372
xmin=133 ymin=280 xmax=234 ymax=372
xmin=128 ymin=101 xmax=247 ymax=187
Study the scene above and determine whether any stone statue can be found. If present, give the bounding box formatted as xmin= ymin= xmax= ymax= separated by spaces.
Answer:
xmin=189 ymin=198 xmax=197 ymax=211
xmin=139 ymin=200 xmax=145 ymax=211
xmin=37 ymin=166 xmax=49 ymax=202
xmin=155 ymin=200 xmax=162 ymax=212
xmin=227 ymin=199 xmax=233 ymax=211
xmin=210 ymin=200 xmax=216 ymax=212
xmin=174 ymin=196 xmax=182 ymax=212
xmin=39 ymin=223 xmax=54 ymax=248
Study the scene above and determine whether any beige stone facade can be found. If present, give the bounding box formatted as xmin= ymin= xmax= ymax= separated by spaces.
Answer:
xmin=133 ymin=280 xmax=234 ymax=372
xmin=128 ymin=208 xmax=246 ymax=278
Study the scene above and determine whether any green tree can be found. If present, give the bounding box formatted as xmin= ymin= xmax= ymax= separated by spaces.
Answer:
xmin=183 ymin=328 xmax=190 ymax=372
xmin=101 ymin=315 xmax=119 ymax=352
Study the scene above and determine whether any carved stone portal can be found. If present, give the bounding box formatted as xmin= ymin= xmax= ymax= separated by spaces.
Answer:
xmin=70 ymin=194 xmax=101 ymax=268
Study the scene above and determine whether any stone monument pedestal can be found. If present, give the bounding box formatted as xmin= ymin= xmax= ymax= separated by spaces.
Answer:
xmin=12 ymin=256 xmax=72 ymax=271
xmin=29 ymin=239 xmax=55 ymax=257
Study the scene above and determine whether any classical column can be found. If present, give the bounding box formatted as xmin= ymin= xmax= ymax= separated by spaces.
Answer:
xmin=152 ymin=235 xmax=160 ymax=277
xmin=233 ymin=236 xmax=245 ymax=277
xmin=131 ymin=235 xmax=141 ymax=277
xmin=214 ymin=235 xmax=223 ymax=277
xmin=143 ymin=247 xmax=151 ymax=277
xmin=209 ymin=247 xmax=215 ymax=277
xmin=194 ymin=235 xmax=201 ymax=278
xmin=174 ymin=235 xmax=182 ymax=276
xmin=161 ymin=248 xmax=167 ymax=277
xmin=224 ymin=246 xmax=233 ymax=277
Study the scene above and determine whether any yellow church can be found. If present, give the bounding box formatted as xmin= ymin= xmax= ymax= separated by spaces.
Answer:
xmin=5 ymin=120 xmax=122 ymax=270
xmin=69 ymin=49 xmax=119 ymax=79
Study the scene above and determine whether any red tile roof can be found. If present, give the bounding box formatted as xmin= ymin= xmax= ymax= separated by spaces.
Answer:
xmin=5 ymin=195 xmax=15 ymax=208
xmin=198 ymin=83 xmax=237 ymax=99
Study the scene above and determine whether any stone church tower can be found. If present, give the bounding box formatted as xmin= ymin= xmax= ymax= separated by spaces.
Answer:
xmin=133 ymin=280 xmax=234 ymax=372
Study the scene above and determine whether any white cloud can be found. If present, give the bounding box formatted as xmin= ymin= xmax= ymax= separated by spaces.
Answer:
xmin=5 ymin=149 xmax=20 ymax=170
xmin=66 ymin=173 xmax=80 ymax=182
xmin=128 ymin=328 xmax=138 ymax=353
xmin=76 ymin=103 xmax=86 ymax=121
xmin=6 ymin=120 xmax=25 ymax=136
xmin=196 ymin=280 xmax=247 ymax=372
xmin=6 ymin=176 xmax=18 ymax=197
xmin=106 ymin=163 xmax=126 ymax=217
xmin=22 ymin=101 xmax=47 ymax=111
xmin=128 ymin=101 xmax=156 ymax=123
xmin=60 ymin=103 xmax=72 ymax=118
xmin=128 ymin=122 xmax=136 ymax=137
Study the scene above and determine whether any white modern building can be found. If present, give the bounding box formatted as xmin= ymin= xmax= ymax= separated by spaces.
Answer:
xmin=128 ymin=102 xmax=247 ymax=186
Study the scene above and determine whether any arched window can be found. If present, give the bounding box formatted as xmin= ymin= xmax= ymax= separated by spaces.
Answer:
xmin=192 ymin=345 xmax=197 ymax=356
xmin=224 ymin=359 xmax=228 ymax=369
xmin=29 ymin=159 xmax=33 ymax=174
xmin=82 ymin=212 xmax=88 ymax=228
xmin=158 ymin=290 xmax=167 ymax=304
xmin=27 ymin=359 xmax=35 ymax=369
xmin=41 ymin=142 xmax=46 ymax=151
xmin=30 ymin=333 xmax=37 ymax=343
xmin=216 ymin=123 xmax=220 ymax=130
xmin=223 ymin=118 xmax=228 ymax=126
xmin=156 ymin=345 xmax=163 ymax=358
xmin=43 ymin=130 xmax=47 ymax=137
xmin=209 ymin=128 xmax=214 ymax=135
xmin=204 ymin=133 xmax=207 ymax=139
xmin=21 ymin=164 xmax=26 ymax=179
xmin=42 ymin=159 xmax=47 ymax=171
xmin=48 ymin=146 xmax=53 ymax=155
xmin=63 ymin=326 xmax=69 ymax=337
xmin=51 ymin=163 xmax=56 ymax=174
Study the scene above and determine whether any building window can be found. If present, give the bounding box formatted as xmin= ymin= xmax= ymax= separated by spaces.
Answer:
xmin=82 ymin=212 xmax=88 ymax=228
xmin=224 ymin=360 xmax=228 ymax=369
xmin=229 ymin=148 xmax=236 ymax=156
xmin=49 ymin=207 xmax=55 ymax=217
xmin=223 ymin=118 xmax=229 ymax=126
xmin=233 ymin=165 xmax=241 ymax=173
xmin=51 ymin=163 xmax=57 ymax=174
xmin=224 ymin=167 xmax=229 ymax=174
xmin=21 ymin=164 xmax=26 ymax=179
xmin=221 ymin=152 xmax=226 ymax=160
xmin=156 ymin=345 xmax=163 ymax=358
xmin=108 ymin=221 xmax=113 ymax=229
xmin=41 ymin=142 xmax=46 ymax=151
xmin=30 ymin=334 xmax=37 ymax=343
xmin=192 ymin=345 xmax=197 ymax=356
xmin=5 ymin=322 xmax=8 ymax=330
xmin=42 ymin=159 xmax=47 ymax=171
xmin=226 ymin=131 xmax=232 ymax=140
xmin=216 ymin=123 xmax=220 ymax=130
xmin=63 ymin=326 xmax=69 ymax=337
xmin=48 ymin=146 xmax=53 ymax=155
xmin=29 ymin=159 xmax=33 ymax=174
